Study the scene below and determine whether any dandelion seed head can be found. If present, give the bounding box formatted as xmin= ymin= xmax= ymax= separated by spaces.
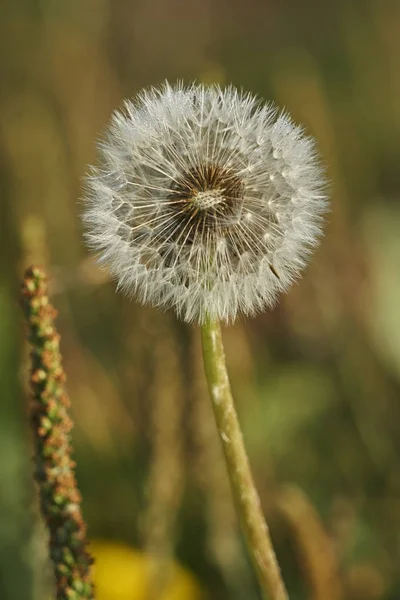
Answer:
xmin=83 ymin=82 xmax=328 ymax=324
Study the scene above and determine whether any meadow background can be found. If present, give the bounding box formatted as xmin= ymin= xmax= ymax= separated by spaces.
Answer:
xmin=2 ymin=0 xmax=400 ymax=599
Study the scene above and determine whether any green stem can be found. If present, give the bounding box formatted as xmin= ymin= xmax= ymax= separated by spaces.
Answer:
xmin=201 ymin=318 xmax=288 ymax=600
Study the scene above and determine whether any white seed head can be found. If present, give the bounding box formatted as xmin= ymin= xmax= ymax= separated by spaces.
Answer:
xmin=82 ymin=82 xmax=328 ymax=324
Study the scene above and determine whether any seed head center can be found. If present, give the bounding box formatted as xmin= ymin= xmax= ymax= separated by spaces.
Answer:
xmin=192 ymin=188 xmax=225 ymax=210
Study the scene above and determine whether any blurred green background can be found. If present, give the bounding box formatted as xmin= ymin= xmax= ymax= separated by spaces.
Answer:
xmin=2 ymin=0 xmax=400 ymax=599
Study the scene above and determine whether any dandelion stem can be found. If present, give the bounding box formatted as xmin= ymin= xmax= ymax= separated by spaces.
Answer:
xmin=200 ymin=318 xmax=288 ymax=600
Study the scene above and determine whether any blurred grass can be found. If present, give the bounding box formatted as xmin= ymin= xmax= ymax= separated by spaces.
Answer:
xmin=2 ymin=0 xmax=400 ymax=599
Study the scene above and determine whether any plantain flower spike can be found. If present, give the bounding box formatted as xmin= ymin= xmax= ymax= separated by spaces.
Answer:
xmin=83 ymin=82 xmax=327 ymax=324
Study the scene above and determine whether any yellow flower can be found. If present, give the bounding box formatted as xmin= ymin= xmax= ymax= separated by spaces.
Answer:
xmin=90 ymin=540 xmax=202 ymax=600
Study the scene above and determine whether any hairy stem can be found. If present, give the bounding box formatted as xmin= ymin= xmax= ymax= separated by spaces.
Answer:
xmin=201 ymin=318 xmax=288 ymax=600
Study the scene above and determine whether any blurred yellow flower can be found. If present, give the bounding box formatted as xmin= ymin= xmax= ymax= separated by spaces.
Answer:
xmin=90 ymin=540 xmax=202 ymax=600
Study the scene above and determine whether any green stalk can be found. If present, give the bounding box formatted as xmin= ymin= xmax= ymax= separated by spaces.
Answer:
xmin=201 ymin=318 xmax=288 ymax=600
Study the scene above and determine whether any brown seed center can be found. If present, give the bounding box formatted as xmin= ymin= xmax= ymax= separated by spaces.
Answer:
xmin=167 ymin=163 xmax=244 ymax=237
xmin=192 ymin=188 xmax=225 ymax=210
xmin=164 ymin=164 xmax=244 ymax=245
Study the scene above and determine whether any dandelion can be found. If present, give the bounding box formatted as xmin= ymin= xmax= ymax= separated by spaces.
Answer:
xmin=83 ymin=82 xmax=326 ymax=325
xmin=82 ymin=82 xmax=328 ymax=600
